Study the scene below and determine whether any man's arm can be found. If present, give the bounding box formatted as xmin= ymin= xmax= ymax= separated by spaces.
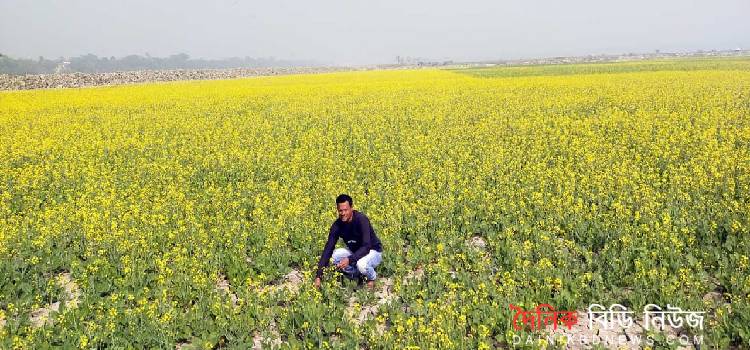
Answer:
xmin=348 ymin=214 xmax=373 ymax=265
xmin=316 ymin=224 xmax=338 ymax=279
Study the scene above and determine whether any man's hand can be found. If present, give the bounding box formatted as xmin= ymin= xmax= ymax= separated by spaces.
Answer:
xmin=314 ymin=277 xmax=321 ymax=289
xmin=336 ymin=257 xmax=350 ymax=269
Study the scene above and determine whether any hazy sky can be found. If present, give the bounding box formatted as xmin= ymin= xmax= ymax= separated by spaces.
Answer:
xmin=1 ymin=0 xmax=748 ymax=65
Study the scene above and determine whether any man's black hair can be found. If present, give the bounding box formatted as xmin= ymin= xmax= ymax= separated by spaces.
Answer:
xmin=336 ymin=194 xmax=353 ymax=206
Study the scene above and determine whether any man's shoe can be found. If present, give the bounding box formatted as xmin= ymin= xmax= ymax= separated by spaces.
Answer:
xmin=343 ymin=269 xmax=361 ymax=281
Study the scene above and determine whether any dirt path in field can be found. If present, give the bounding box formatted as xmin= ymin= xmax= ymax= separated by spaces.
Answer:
xmin=467 ymin=235 xmax=487 ymax=250
xmin=29 ymin=272 xmax=80 ymax=328
xmin=215 ymin=273 xmax=239 ymax=307
xmin=178 ymin=269 xmax=306 ymax=349
xmin=346 ymin=277 xmax=395 ymax=326
xmin=343 ymin=264 xmax=427 ymax=337
xmin=250 ymin=270 xmax=304 ymax=350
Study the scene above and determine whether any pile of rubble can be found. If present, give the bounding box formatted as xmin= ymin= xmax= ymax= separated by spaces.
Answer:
xmin=0 ymin=67 xmax=352 ymax=91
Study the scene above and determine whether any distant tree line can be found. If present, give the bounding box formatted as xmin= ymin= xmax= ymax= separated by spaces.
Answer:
xmin=0 ymin=53 xmax=322 ymax=75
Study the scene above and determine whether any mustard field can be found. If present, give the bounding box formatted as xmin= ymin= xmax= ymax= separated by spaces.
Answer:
xmin=1 ymin=58 xmax=749 ymax=349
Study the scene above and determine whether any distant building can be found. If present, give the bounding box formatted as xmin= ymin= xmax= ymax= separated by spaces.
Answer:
xmin=55 ymin=61 xmax=71 ymax=74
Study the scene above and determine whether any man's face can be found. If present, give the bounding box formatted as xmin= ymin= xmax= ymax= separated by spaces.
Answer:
xmin=337 ymin=202 xmax=353 ymax=223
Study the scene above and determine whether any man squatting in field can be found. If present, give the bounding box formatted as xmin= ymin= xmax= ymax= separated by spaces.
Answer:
xmin=314 ymin=194 xmax=384 ymax=289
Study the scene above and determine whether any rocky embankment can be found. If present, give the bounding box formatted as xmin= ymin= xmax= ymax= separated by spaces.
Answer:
xmin=0 ymin=66 xmax=353 ymax=91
